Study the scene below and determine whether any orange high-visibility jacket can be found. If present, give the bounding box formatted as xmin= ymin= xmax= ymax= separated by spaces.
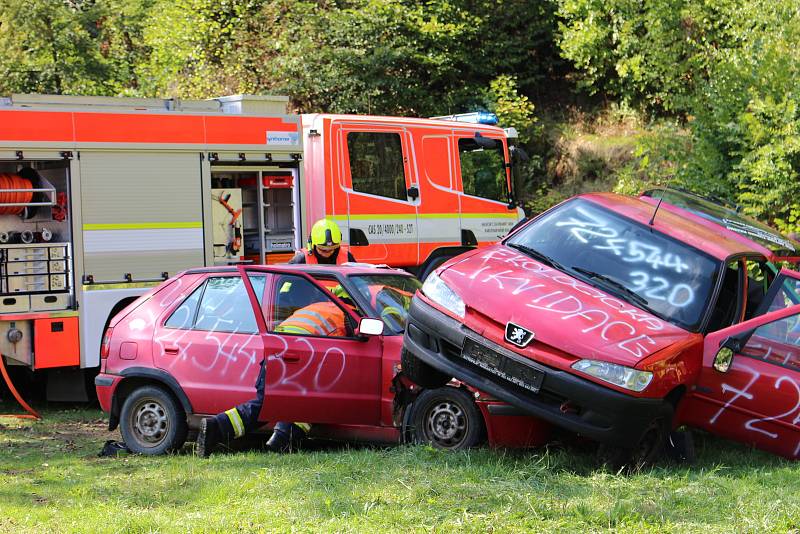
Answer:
xmin=301 ymin=244 xmax=353 ymax=265
xmin=275 ymin=302 xmax=346 ymax=337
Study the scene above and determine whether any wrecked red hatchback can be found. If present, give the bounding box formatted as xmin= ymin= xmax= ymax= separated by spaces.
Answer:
xmin=402 ymin=192 xmax=800 ymax=460
xmin=95 ymin=264 xmax=550 ymax=454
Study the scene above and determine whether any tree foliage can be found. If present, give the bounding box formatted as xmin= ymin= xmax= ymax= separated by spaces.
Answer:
xmin=559 ymin=0 xmax=800 ymax=233
xmin=2 ymin=0 xmax=800 ymax=233
xmin=0 ymin=0 xmax=154 ymax=95
xmin=135 ymin=0 xmax=560 ymax=116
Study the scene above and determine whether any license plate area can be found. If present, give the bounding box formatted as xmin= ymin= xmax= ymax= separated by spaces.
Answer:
xmin=461 ymin=337 xmax=544 ymax=393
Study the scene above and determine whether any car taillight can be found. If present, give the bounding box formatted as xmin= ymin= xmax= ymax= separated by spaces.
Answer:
xmin=100 ymin=327 xmax=113 ymax=359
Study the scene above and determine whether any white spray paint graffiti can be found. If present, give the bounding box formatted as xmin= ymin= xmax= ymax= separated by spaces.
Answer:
xmin=263 ymin=335 xmax=347 ymax=394
xmin=545 ymin=205 xmax=700 ymax=308
xmin=710 ymin=364 xmax=760 ymax=425
xmin=555 ymin=206 xmax=691 ymax=274
xmin=147 ymin=275 xmax=351 ymax=393
xmin=448 ymin=248 xmax=666 ymax=358
xmin=710 ymin=361 xmax=800 ymax=455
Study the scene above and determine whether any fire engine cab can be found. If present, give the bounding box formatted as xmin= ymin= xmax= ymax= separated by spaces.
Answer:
xmin=0 ymin=93 xmax=523 ymax=401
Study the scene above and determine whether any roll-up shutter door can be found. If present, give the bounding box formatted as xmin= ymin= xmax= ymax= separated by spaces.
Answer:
xmin=80 ymin=151 xmax=205 ymax=282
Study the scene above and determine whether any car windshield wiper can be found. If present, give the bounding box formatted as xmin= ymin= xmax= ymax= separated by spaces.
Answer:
xmin=570 ymin=266 xmax=655 ymax=312
xmin=506 ymin=243 xmax=566 ymax=271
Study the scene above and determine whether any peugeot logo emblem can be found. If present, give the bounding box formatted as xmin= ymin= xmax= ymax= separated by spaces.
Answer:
xmin=505 ymin=322 xmax=535 ymax=348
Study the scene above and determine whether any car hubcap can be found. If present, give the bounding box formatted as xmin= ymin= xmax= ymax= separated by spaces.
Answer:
xmin=131 ymin=398 xmax=169 ymax=446
xmin=425 ymin=400 xmax=467 ymax=448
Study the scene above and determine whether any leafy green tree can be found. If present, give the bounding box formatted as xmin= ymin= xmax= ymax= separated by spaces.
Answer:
xmin=0 ymin=0 xmax=105 ymax=94
xmin=0 ymin=0 xmax=154 ymax=95
xmin=557 ymin=0 xmax=741 ymax=114
xmin=139 ymin=0 xmax=559 ymax=116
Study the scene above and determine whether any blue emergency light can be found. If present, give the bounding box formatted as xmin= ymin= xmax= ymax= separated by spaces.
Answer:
xmin=431 ymin=111 xmax=499 ymax=125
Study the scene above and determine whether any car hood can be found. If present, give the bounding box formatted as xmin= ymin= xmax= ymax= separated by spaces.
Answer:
xmin=439 ymin=245 xmax=690 ymax=367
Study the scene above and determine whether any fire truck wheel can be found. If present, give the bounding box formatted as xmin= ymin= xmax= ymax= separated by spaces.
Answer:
xmin=120 ymin=385 xmax=188 ymax=455
xmin=401 ymin=348 xmax=451 ymax=388
xmin=408 ymin=387 xmax=485 ymax=450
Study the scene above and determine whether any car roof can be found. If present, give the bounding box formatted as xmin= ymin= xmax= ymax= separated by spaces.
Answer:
xmin=182 ymin=263 xmax=414 ymax=277
xmin=581 ymin=192 xmax=773 ymax=261
xmin=639 ymin=188 xmax=799 ymax=258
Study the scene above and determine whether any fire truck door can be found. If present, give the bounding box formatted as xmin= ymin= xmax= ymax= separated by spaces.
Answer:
xmin=337 ymin=124 xmax=419 ymax=266
xmin=454 ymin=132 xmax=520 ymax=245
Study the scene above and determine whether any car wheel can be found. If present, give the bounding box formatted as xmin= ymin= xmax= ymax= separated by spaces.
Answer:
xmin=409 ymin=387 xmax=485 ymax=450
xmin=666 ymin=428 xmax=696 ymax=464
xmin=598 ymin=417 xmax=669 ymax=471
xmin=401 ymin=348 xmax=451 ymax=388
xmin=119 ymin=385 xmax=188 ymax=455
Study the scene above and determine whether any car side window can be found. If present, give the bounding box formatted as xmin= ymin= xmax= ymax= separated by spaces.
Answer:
xmin=761 ymin=277 xmax=800 ymax=315
xmin=164 ymin=283 xmax=203 ymax=329
xmin=740 ymin=313 xmax=800 ymax=371
xmin=271 ymin=274 xmax=352 ymax=337
xmin=707 ymin=260 xmax=743 ymax=331
xmin=165 ymin=274 xmax=266 ymax=333
xmin=311 ymin=275 xmax=363 ymax=314
xmin=347 ymin=132 xmax=407 ymax=201
xmin=194 ymin=276 xmax=259 ymax=334
xmin=743 ymin=258 xmax=773 ymax=320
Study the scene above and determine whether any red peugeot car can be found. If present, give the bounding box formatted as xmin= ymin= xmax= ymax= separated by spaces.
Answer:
xmin=402 ymin=192 xmax=800 ymax=462
xmin=95 ymin=264 xmax=550 ymax=454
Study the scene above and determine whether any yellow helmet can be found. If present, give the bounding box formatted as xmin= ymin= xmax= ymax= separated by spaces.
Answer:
xmin=309 ymin=219 xmax=343 ymax=248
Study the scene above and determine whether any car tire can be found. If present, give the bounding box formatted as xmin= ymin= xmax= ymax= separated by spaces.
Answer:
xmin=597 ymin=416 xmax=669 ymax=472
xmin=408 ymin=387 xmax=485 ymax=450
xmin=401 ymin=348 xmax=451 ymax=388
xmin=666 ymin=428 xmax=696 ymax=464
xmin=119 ymin=385 xmax=188 ymax=455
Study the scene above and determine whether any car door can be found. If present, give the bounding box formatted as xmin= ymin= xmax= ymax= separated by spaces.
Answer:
xmin=242 ymin=268 xmax=383 ymax=426
xmin=152 ymin=273 xmax=267 ymax=415
xmin=335 ymin=121 xmax=419 ymax=265
xmin=684 ymin=269 xmax=800 ymax=458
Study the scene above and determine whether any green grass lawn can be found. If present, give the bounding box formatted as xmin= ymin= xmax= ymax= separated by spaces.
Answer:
xmin=1 ymin=405 xmax=799 ymax=533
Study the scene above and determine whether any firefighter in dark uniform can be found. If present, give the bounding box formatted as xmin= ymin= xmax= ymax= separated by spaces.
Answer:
xmin=196 ymin=219 xmax=356 ymax=457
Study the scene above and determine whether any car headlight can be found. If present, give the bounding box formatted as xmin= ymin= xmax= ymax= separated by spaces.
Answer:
xmin=422 ymin=271 xmax=465 ymax=318
xmin=571 ymin=359 xmax=653 ymax=392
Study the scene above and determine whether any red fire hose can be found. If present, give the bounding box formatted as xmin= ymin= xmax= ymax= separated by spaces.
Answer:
xmin=0 ymin=173 xmax=33 ymax=215
xmin=0 ymin=355 xmax=41 ymax=420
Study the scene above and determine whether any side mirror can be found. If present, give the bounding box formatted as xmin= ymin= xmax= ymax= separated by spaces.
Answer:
xmin=406 ymin=186 xmax=419 ymax=200
xmin=713 ymin=347 xmax=734 ymax=373
xmin=510 ymin=145 xmax=530 ymax=163
xmin=473 ymin=133 xmax=499 ymax=149
xmin=713 ymin=337 xmax=740 ymax=373
xmin=358 ymin=317 xmax=384 ymax=337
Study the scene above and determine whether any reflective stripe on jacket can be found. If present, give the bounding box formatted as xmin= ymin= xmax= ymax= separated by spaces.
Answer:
xmin=274 ymin=302 xmax=346 ymax=337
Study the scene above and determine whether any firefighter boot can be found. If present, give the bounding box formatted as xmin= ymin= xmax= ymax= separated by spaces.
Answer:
xmin=196 ymin=418 xmax=220 ymax=458
xmin=266 ymin=422 xmax=307 ymax=453
xmin=197 ymin=412 xmax=237 ymax=458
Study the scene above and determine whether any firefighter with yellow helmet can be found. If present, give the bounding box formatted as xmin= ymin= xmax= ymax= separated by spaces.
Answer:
xmin=290 ymin=218 xmax=355 ymax=265
xmin=196 ymin=219 xmax=357 ymax=456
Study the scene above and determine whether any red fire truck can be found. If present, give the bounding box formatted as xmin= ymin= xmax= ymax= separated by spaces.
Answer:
xmin=0 ymin=93 xmax=523 ymax=402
